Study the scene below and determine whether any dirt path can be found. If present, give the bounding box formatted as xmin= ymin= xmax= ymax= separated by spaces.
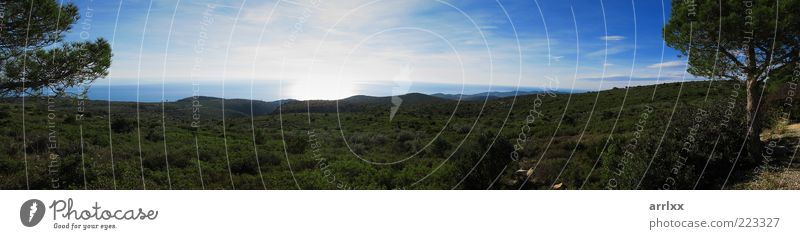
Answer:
xmin=739 ymin=123 xmax=800 ymax=189
xmin=738 ymin=168 xmax=800 ymax=190
xmin=762 ymin=123 xmax=800 ymax=140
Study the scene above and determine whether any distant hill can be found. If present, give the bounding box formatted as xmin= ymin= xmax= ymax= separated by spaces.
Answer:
xmin=174 ymin=96 xmax=288 ymax=118
xmin=276 ymin=93 xmax=451 ymax=114
xmin=431 ymin=90 xmax=546 ymax=101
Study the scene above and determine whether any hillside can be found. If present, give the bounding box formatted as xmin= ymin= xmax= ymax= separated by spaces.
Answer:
xmin=277 ymin=93 xmax=451 ymax=114
xmin=173 ymin=96 xmax=286 ymax=118
xmin=431 ymin=90 xmax=546 ymax=101
xmin=0 ymin=80 xmax=795 ymax=190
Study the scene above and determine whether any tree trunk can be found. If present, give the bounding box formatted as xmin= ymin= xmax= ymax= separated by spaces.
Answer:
xmin=743 ymin=34 xmax=764 ymax=165
xmin=745 ymin=75 xmax=763 ymax=164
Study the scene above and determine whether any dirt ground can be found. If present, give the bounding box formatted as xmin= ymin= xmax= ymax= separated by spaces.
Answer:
xmin=738 ymin=123 xmax=800 ymax=189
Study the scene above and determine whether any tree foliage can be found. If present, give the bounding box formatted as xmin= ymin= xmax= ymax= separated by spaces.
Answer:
xmin=0 ymin=0 xmax=112 ymax=96
xmin=664 ymin=0 xmax=800 ymax=162
xmin=665 ymin=0 xmax=799 ymax=81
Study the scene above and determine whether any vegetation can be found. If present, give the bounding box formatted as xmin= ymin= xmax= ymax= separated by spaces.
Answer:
xmin=0 ymin=0 xmax=797 ymax=190
xmin=664 ymin=0 xmax=800 ymax=164
xmin=1 ymin=80 xmax=796 ymax=190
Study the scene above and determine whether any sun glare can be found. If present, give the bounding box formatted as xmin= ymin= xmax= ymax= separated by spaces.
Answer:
xmin=287 ymin=80 xmax=357 ymax=101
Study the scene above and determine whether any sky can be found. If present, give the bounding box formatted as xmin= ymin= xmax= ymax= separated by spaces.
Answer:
xmin=62 ymin=0 xmax=695 ymax=100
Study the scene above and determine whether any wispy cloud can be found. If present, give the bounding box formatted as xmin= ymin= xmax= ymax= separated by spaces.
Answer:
xmin=647 ymin=60 xmax=686 ymax=69
xmin=586 ymin=46 xmax=630 ymax=57
xmin=600 ymin=35 xmax=625 ymax=41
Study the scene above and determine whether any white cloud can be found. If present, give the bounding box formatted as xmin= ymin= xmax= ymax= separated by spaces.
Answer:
xmin=647 ymin=60 xmax=686 ymax=69
xmin=586 ymin=46 xmax=629 ymax=57
xmin=600 ymin=35 xmax=625 ymax=41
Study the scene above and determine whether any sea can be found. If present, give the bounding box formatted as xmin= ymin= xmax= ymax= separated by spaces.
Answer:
xmin=79 ymin=80 xmax=555 ymax=102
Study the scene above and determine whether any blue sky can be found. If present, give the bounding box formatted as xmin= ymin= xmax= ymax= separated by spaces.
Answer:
xmin=63 ymin=0 xmax=693 ymax=100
